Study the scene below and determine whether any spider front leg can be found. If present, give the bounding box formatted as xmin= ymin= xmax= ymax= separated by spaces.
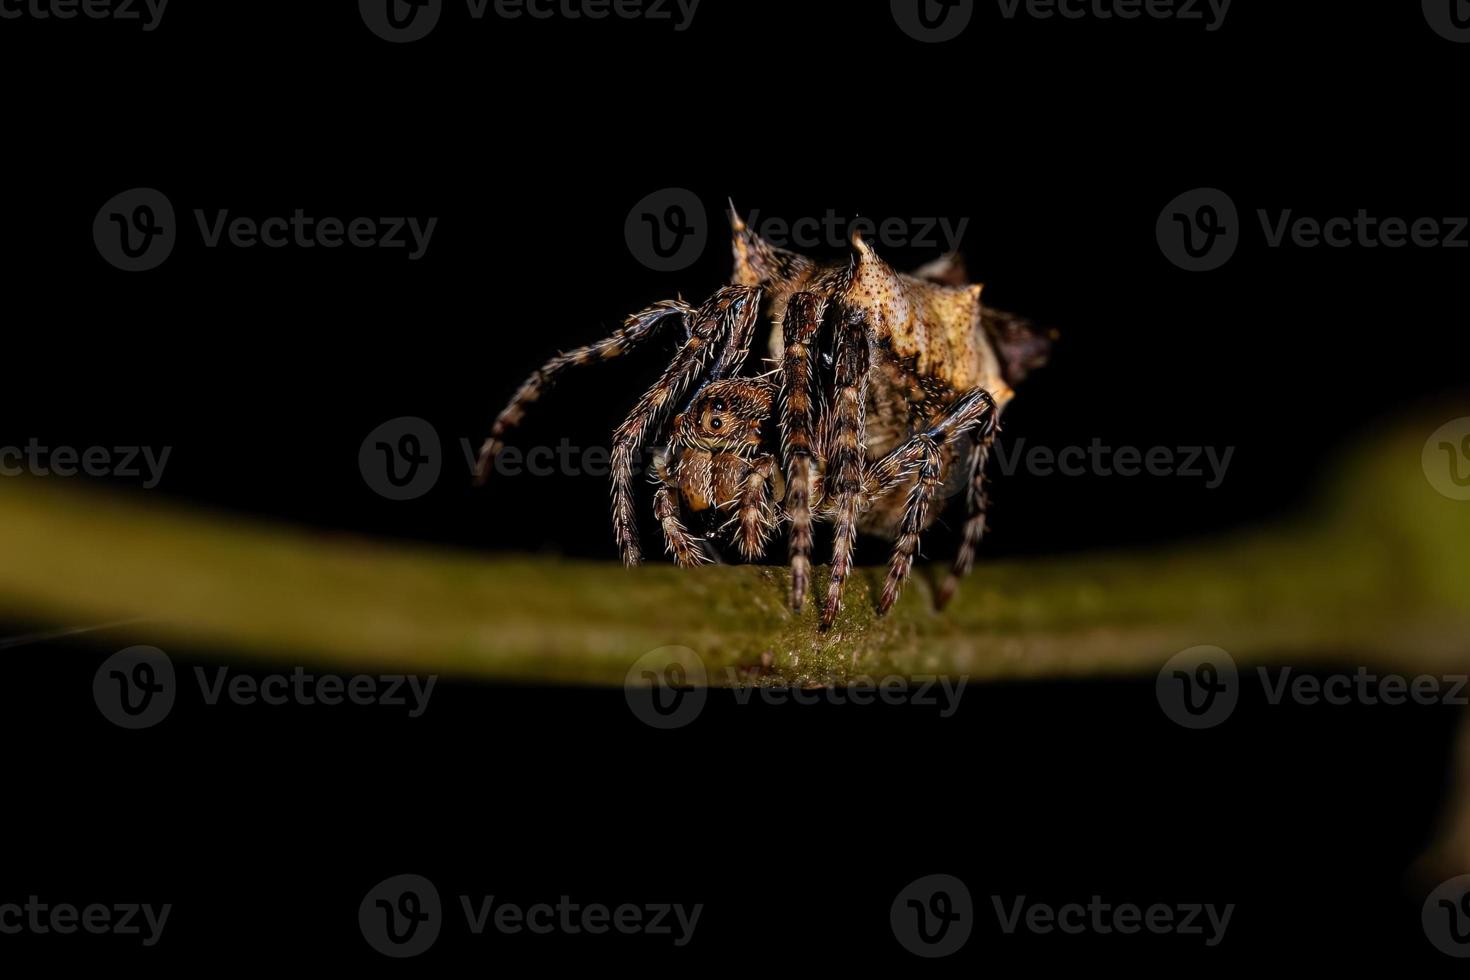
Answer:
xmin=937 ymin=418 xmax=1000 ymax=609
xmin=820 ymin=309 xmax=871 ymax=630
xmin=878 ymin=437 xmax=943 ymax=616
xmin=474 ymin=299 xmax=693 ymax=483
xmin=868 ymin=387 xmax=998 ymax=615
xmin=652 ymin=483 xmax=707 ymax=568
xmin=730 ymin=453 xmax=777 ymax=561
xmin=778 ymin=292 xmax=824 ymax=612
xmin=610 ymin=286 xmax=760 ymax=566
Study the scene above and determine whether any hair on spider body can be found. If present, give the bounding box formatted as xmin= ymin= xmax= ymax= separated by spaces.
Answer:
xmin=478 ymin=207 xmax=1053 ymax=629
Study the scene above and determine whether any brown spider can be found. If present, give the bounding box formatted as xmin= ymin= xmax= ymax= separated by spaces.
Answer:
xmin=476 ymin=209 xmax=1052 ymax=628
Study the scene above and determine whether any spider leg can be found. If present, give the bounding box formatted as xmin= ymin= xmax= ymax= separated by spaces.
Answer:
xmin=731 ymin=453 xmax=777 ymax=561
xmin=474 ymin=299 xmax=693 ymax=483
xmin=777 ymin=291 xmax=824 ymax=613
xmin=865 ymin=387 xmax=999 ymax=615
xmin=653 ymin=485 xmax=707 ymax=568
xmin=610 ymin=286 xmax=761 ymax=566
xmin=867 ymin=388 xmax=998 ymax=497
xmin=820 ymin=308 xmax=871 ymax=630
xmin=878 ymin=436 xmax=944 ymax=616
xmin=937 ymin=415 xmax=1000 ymax=610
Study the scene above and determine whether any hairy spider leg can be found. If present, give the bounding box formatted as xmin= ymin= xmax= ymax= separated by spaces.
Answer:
xmin=475 ymin=299 xmax=694 ymax=483
xmin=865 ymin=387 xmax=998 ymax=615
xmin=610 ymin=286 xmax=761 ymax=566
xmin=820 ymin=307 xmax=871 ymax=630
xmin=777 ymin=291 xmax=825 ymax=613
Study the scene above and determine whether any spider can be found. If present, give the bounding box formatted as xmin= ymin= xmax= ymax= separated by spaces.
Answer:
xmin=476 ymin=209 xmax=1052 ymax=629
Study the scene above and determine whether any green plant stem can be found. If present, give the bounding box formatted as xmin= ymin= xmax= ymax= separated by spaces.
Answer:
xmin=0 ymin=416 xmax=1466 ymax=686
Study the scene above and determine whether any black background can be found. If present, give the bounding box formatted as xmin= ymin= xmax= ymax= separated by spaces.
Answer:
xmin=2 ymin=0 xmax=1468 ymax=968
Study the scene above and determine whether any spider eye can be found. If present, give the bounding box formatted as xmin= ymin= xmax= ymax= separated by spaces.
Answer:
xmin=711 ymin=399 xmax=727 ymax=412
xmin=709 ymin=417 xmax=723 ymax=431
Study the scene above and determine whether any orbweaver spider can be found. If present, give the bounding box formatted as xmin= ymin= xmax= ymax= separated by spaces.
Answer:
xmin=477 ymin=209 xmax=1052 ymax=628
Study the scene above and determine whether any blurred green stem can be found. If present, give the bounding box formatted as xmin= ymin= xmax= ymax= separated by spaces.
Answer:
xmin=0 ymin=415 xmax=1465 ymax=686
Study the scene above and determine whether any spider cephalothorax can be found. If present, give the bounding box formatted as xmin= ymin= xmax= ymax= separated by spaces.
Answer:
xmin=477 ymin=209 xmax=1052 ymax=628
